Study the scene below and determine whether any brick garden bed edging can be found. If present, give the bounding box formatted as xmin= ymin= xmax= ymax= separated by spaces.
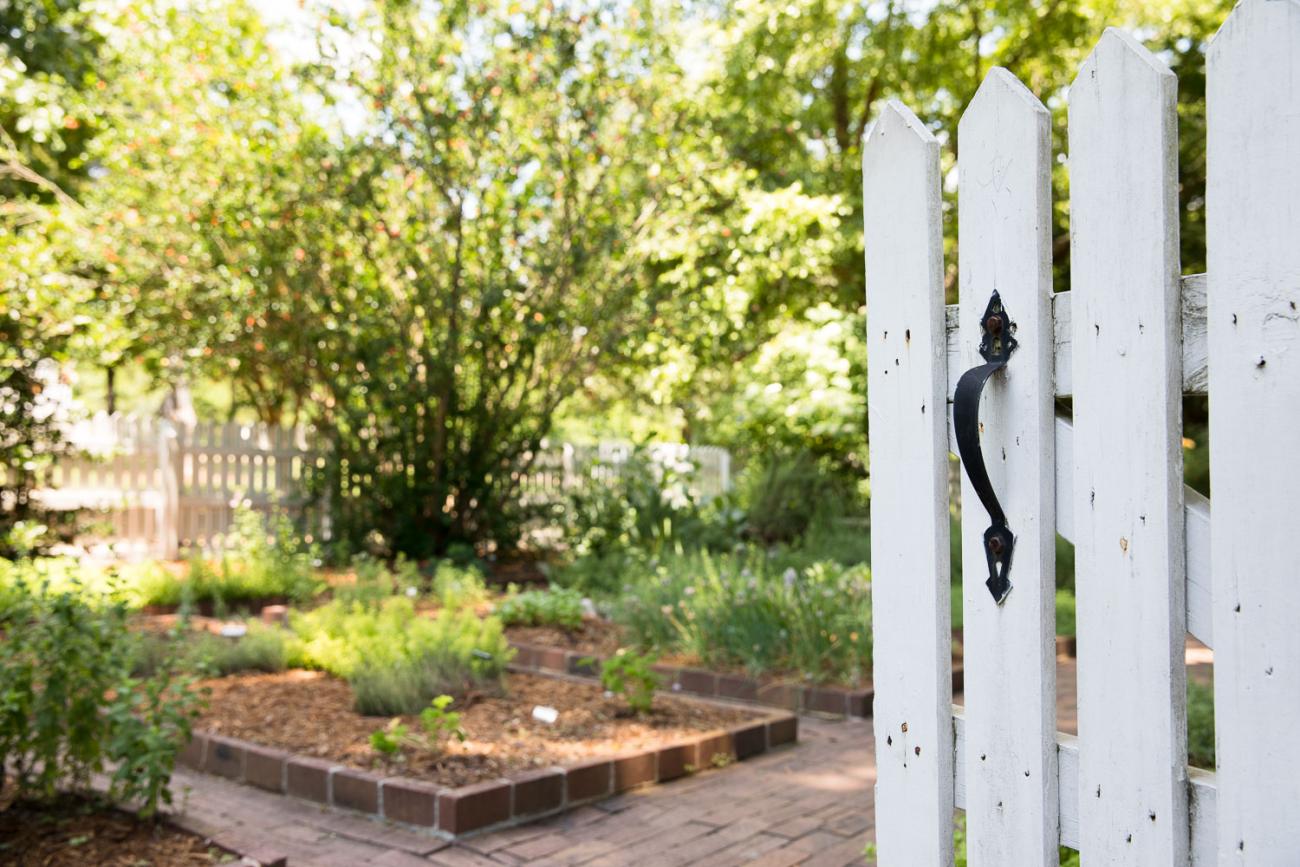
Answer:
xmin=509 ymin=640 xmax=925 ymax=719
xmin=176 ymin=705 xmax=797 ymax=838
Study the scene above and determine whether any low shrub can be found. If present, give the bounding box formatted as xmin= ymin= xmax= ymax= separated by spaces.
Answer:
xmin=429 ymin=560 xmax=489 ymax=610
xmin=609 ymin=547 xmax=871 ymax=684
xmin=191 ymin=623 xmax=290 ymax=677
xmin=335 ymin=554 xmax=422 ymax=609
xmin=594 ymin=648 xmax=660 ymax=714
xmin=288 ymin=596 xmax=512 ymax=713
xmin=739 ymin=451 xmax=860 ymax=545
xmin=495 ymin=585 xmax=584 ymax=629
xmin=135 ymin=507 xmax=323 ymax=610
xmin=0 ymin=570 xmax=204 ymax=816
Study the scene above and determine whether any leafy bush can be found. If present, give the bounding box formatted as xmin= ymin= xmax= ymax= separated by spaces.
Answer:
xmin=739 ymin=451 xmax=859 ymax=545
xmin=135 ymin=507 xmax=322 ymax=610
xmin=430 ymin=560 xmax=489 ymax=610
xmin=0 ymin=571 xmax=204 ymax=816
xmin=190 ymin=624 xmax=290 ymax=677
xmin=495 ymin=586 xmax=585 ymax=630
xmin=288 ymin=596 xmax=511 ymax=713
xmin=556 ymin=446 xmax=743 ymax=568
xmin=335 ymin=554 xmax=423 ymax=609
xmin=1055 ymin=590 xmax=1076 ymax=637
xmin=609 ymin=547 xmax=871 ymax=684
xmin=1187 ymin=679 xmax=1215 ymax=769
xmin=594 ymin=649 xmax=660 ymax=714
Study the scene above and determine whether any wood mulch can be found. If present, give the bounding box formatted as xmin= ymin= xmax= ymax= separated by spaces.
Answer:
xmin=195 ymin=669 xmax=759 ymax=789
xmin=0 ymin=796 xmax=234 ymax=866
xmin=506 ymin=618 xmax=625 ymax=657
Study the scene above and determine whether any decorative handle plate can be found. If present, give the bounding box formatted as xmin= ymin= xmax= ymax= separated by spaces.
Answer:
xmin=953 ymin=291 xmax=1018 ymax=605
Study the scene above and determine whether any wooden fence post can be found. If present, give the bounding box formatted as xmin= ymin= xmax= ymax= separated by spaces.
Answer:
xmin=1207 ymin=1 xmax=1300 ymax=860
xmin=156 ymin=419 xmax=180 ymax=560
xmin=957 ymin=68 xmax=1058 ymax=867
xmin=863 ymin=99 xmax=954 ymax=866
xmin=1070 ymin=29 xmax=1187 ymax=864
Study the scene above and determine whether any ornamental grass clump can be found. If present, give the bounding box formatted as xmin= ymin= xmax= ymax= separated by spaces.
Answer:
xmin=611 ymin=548 xmax=871 ymax=685
xmin=287 ymin=596 xmax=512 ymax=714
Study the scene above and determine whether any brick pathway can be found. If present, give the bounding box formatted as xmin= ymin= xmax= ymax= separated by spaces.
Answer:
xmin=170 ymin=656 xmax=1206 ymax=866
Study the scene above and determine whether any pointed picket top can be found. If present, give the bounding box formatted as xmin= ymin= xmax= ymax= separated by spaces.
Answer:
xmin=1209 ymin=0 xmax=1300 ymax=67
xmin=1075 ymin=27 xmax=1175 ymax=90
xmin=959 ymin=67 xmax=1048 ymax=140
xmin=863 ymin=98 xmax=936 ymax=151
xmin=862 ymin=99 xmax=938 ymax=193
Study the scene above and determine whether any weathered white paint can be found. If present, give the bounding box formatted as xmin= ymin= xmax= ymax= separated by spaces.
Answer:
xmin=1069 ymin=29 xmax=1187 ymax=864
xmin=862 ymin=100 xmax=954 ymax=867
xmin=945 ymin=273 xmax=1207 ymax=397
xmin=957 ymin=68 xmax=1057 ymax=867
xmin=953 ymin=711 xmax=1218 ymax=865
xmin=1207 ymin=0 xmax=1300 ymax=861
xmin=947 ymin=405 xmax=1214 ymax=649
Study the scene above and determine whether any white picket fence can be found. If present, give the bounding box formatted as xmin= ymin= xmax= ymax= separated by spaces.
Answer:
xmin=32 ymin=414 xmax=731 ymax=558
xmin=865 ymin=3 xmax=1298 ymax=865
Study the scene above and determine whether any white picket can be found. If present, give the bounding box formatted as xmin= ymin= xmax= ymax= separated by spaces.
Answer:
xmin=1207 ymin=0 xmax=1300 ymax=861
xmin=862 ymin=99 xmax=954 ymax=866
xmin=956 ymin=68 xmax=1057 ymax=867
xmin=1069 ymin=29 xmax=1187 ymax=865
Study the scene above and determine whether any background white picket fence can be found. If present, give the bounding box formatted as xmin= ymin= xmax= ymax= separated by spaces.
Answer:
xmin=32 ymin=413 xmax=731 ymax=559
xmin=866 ymin=2 xmax=1298 ymax=864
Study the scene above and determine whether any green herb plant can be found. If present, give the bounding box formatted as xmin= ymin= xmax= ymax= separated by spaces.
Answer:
xmin=495 ymin=585 xmax=585 ymax=630
xmin=369 ymin=695 xmax=468 ymax=758
xmin=591 ymin=649 xmax=660 ymax=715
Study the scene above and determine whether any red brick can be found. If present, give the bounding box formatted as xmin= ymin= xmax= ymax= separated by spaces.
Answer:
xmin=717 ymin=674 xmax=759 ymax=702
xmin=438 ymin=779 xmax=512 ymax=835
xmin=566 ymin=653 xmax=599 ymax=677
xmin=677 ymin=668 xmax=717 ymax=696
xmin=177 ymin=732 xmax=206 ymax=770
xmin=767 ymin=715 xmax=798 ymax=747
xmin=755 ymin=682 xmax=802 ymax=711
xmin=651 ymin=664 xmax=680 ymax=685
xmin=803 ymin=687 xmax=849 ymax=716
xmin=535 ymin=646 xmax=568 ymax=671
xmin=332 ymin=767 xmax=382 ymax=814
xmin=287 ymin=756 xmax=334 ymax=803
xmin=695 ymin=732 xmax=736 ymax=769
xmin=846 ymin=688 xmax=873 ymax=718
xmin=244 ymin=743 xmax=288 ymax=792
xmin=510 ymin=643 xmax=539 ymax=669
xmin=203 ymin=735 xmax=245 ymax=780
xmin=952 ymin=666 xmax=965 ymax=693
xmin=731 ymin=722 xmax=767 ymax=759
xmin=382 ymin=777 xmax=441 ymax=827
xmin=565 ymin=759 xmax=612 ymax=802
xmin=612 ymin=752 xmax=656 ymax=792
xmin=656 ymin=742 xmax=696 ymax=781
xmin=260 ymin=604 xmax=288 ymax=625
xmin=512 ymin=767 xmax=564 ymax=817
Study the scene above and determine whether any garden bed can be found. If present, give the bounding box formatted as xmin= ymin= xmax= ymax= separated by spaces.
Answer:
xmin=180 ymin=669 xmax=795 ymax=836
xmin=0 ymin=796 xmax=237 ymax=866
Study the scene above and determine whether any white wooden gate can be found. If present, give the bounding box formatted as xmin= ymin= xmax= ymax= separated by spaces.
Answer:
xmin=865 ymin=2 xmax=1299 ymax=864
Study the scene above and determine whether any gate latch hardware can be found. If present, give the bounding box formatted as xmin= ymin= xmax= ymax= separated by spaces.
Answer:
xmin=953 ymin=291 xmax=1017 ymax=605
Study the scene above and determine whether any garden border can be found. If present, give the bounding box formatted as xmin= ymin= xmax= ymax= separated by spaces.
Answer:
xmin=507 ymin=639 xmax=959 ymax=719
xmin=175 ymin=693 xmax=797 ymax=838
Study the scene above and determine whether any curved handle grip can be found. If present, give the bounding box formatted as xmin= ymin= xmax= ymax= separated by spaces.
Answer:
xmin=954 ymin=291 xmax=1017 ymax=605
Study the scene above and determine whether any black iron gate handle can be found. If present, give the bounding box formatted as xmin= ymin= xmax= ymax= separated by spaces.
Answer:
xmin=954 ymin=291 xmax=1017 ymax=605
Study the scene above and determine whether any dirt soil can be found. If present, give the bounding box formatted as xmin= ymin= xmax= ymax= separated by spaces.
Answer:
xmin=0 ymin=796 xmax=234 ymax=866
xmin=196 ymin=670 xmax=760 ymax=788
xmin=506 ymin=618 xmax=625 ymax=657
